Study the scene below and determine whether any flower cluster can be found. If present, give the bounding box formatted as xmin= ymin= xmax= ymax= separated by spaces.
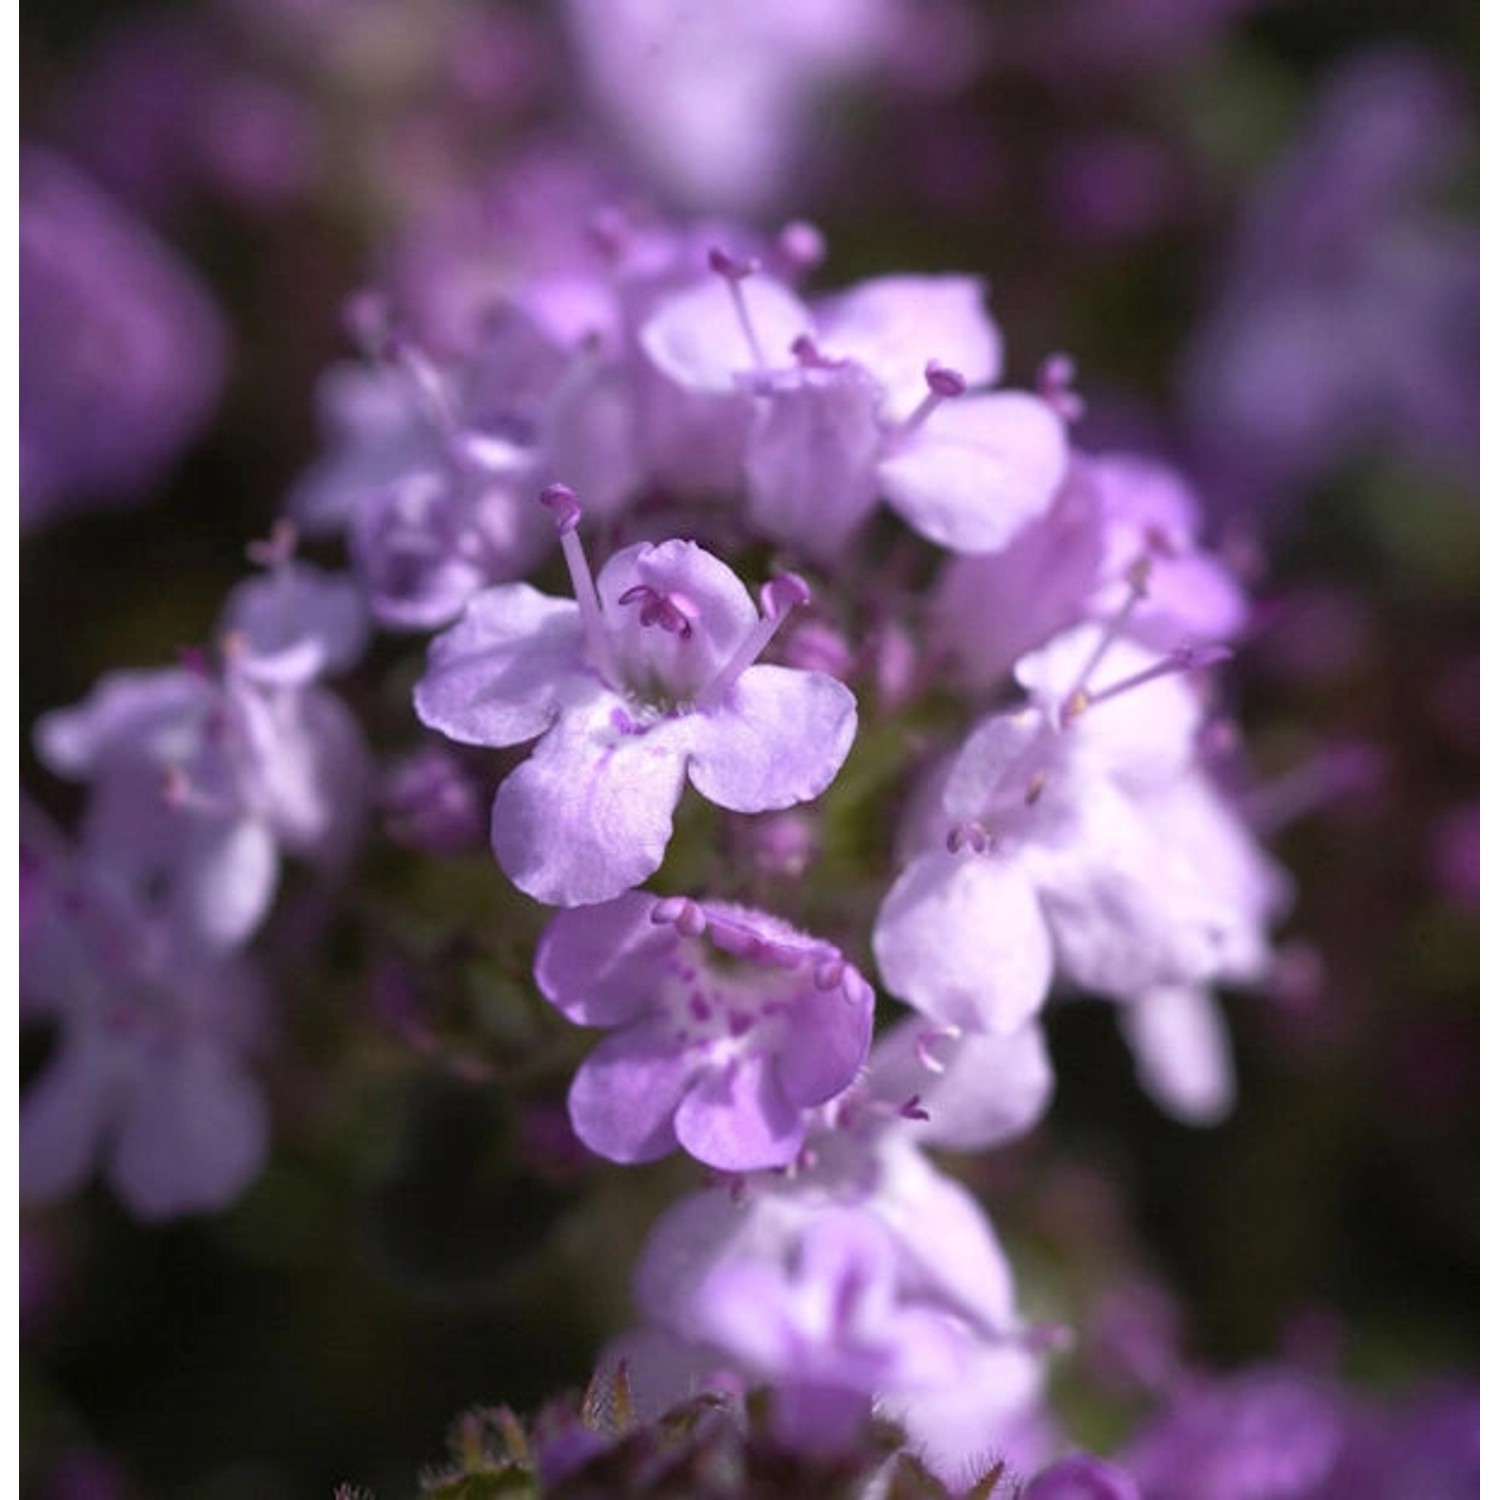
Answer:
xmin=21 ymin=36 xmax=1474 ymax=1483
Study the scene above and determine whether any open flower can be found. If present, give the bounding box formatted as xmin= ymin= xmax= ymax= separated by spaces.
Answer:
xmin=36 ymin=637 xmax=369 ymax=953
xmin=414 ymin=484 xmax=858 ymax=905
xmin=535 ymin=892 xmax=874 ymax=1170
xmin=20 ymin=825 xmax=270 ymax=1220
xmin=639 ymin=255 xmax=1069 ymax=560
xmin=875 ymin=623 xmax=1283 ymax=1041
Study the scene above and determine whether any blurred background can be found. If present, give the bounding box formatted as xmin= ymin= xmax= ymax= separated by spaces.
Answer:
xmin=20 ymin=1 xmax=1478 ymax=1495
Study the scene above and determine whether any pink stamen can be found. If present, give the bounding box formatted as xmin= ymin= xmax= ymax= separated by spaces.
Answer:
xmin=617 ymin=585 xmax=700 ymax=640
xmin=1061 ymin=556 xmax=1155 ymax=712
xmin=813 ymin=959 xmax=847 ymax=991
xmin=698 ymin=573 xmax=812 ymax=709
xmin=946 ymin=820 xmax=991 ymax=854
xmin=650 ymin=896 xmax=707 ymax=937
xmin=708 ymin=246 xmax=769 ymax=369
xmin=384 ymin=332 xmax=461 ymax=436
xmin=791 ymin=333 xmax=843 ymax=370
xmin=1079 ymin=643 xmax=1233 ymax=717
xmin=539 ymin=484 xmax=620 ymax=691
xmin=900 ymin=360 xmax=968 ymax=435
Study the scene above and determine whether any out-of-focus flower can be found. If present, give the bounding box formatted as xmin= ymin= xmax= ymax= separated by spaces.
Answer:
xmin=36 ymin=634 xmax=369 ymax=952
xmin=561 ymin=0 xmax=902 ymax=215
xmin=58 ymin=14 xmax=318 ymax=217
xmin=1183 ymin=48 xmax=1478 ymax=509
xmin=641 ymin=259 xmax=1068 ymax=560
xmin=1122 ymin=1366 xmax=1349 ymax=1500
xmin=20 ymin=148 xmax=228 ymax=525
xmin=20 ymin=833 xmax=270 ymax=1220
xmin=380 ymin=745 xmax=490 ymax=856
xmin=1027 ymin=1454 xmax=1143 ymax=1499
xmin=612 ymin=1121 xmax=1050 ymax=1484
xmin=931 ymin=451 xmax=1247 ymax=693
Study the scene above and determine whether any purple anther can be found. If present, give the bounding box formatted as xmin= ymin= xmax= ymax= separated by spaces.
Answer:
xmin=898 ymin=1094 xmax=931 ymax=1122
xmin=650 ymin=896 xmax=707 ymax=937
xmin=708 ymin=920 xmax=764 ymax=961
xmin=1170 ymin=643 xmax=1234 ymax=671
xmin=707 ymin=246 xmax=759 ymax=281
xmin=1143 ymin=521 xmax=1181 ymax=559
xmin=946 ymin=820 xmax=990 ymax=855
xmin=539 ymin=482 xmax=582 ymax=534
xmin=791 ymin=333 xmax=840 ymax=370
xmin=759 ymin=572 xmax=812 ymax=620
xmin=617 ymin=585 xmax=699 ymax=639
xmin=841 ymin=971 xmax=874 ymax=1009
xmin=813 ymin=959 xmax=846 ymax=991
xmin=924 ymin=360 xmax=968 ymax=399
xmin=760 ymin=940 xmax=805 ymax=970
xmin=899 ymin=361 xmax=968 ymax=435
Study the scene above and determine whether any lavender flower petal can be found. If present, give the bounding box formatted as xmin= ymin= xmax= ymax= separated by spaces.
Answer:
xmin=684 ymin=665 xmax=857 ymax=814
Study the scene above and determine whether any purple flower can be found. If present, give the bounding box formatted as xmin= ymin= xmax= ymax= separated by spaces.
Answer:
xmin=380 ymin=745 xmax=490 ymax=856
xmin=561 ymin=0 xmax=901 ymax=215
xmin=640 ymin=259 xmax=1069 ymax=560
xmin=622 ymin=1125 xmax=1050 ymax=1481
xmin=1182 ymin=48 xmax=1478 ymax=509
xmin=874 ymin=624 xmax=1285 ymax=1120
xmin=288 ymin=317 xmax=564 ymax=629
xmin=1027 ymin=1455 xmax=1142 ymax=1499
xmin=414 ymin=485 xmax=858 ymax=905
xmin=58 ymin=14 xmax=318 ymax=217
xmin=694 ymin=1209 xmax=968 ymax=1452
xmin=218 ymin=533 xmax=370 ymax=684
xmin=20 ymin=148 xmax=227 ymax=525
xmin=1322 ymin=1383 xmax=1478 ymax=1500
xmin=930 ymin=451 xmax=1247 ymax=694
xmin=861 ymin=1016 xmax=1055 ymax=1152
xmin=535 ymin=893 xmax=874 ymax=1170
xmin=20 ymin=839 xmax=269 ymax=1220
xmin=1122 ymin=1367 xmax=1349 ymax=1500
xmin=36 ymin=643 xmax=369 ymax=951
